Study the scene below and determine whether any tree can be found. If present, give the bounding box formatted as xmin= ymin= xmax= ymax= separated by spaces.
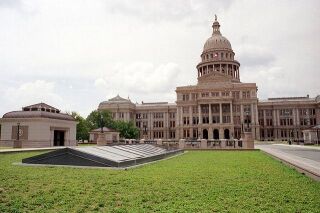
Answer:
xmin=86 ymin=110 xmax=114 ymax=131
xmin=112 ymin=120 xmax=139 ymax=139
xmin=67 ymin=111 xmax=90 ymax=141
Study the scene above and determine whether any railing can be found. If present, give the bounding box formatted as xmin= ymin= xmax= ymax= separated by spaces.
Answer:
xmin=144 ymin=140 xmax=157 ymax=144
xmin=184 ymin=140 xmax=201 ymax=149
xmin=179 ymin=139 xmax=246 ymax=149
xmin=207 ymin=139 xmax=221 ymax=148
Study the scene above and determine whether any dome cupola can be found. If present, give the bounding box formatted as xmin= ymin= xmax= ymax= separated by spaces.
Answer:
xmin=203 ymin=15 xmax=232 ymax=52
xmin=197 ymin=15 xmax=240 ymax=83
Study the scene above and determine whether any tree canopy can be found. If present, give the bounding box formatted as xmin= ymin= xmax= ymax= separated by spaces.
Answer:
xmin=112 ymin=120 xmax=139 ymax=139
xmin=86 ymin=110 xmax=113 ymax=130
xmin=67 ymin=111 xmax=90 ymax=141
xmin=68 ymin=110 xmax=140 ymax=140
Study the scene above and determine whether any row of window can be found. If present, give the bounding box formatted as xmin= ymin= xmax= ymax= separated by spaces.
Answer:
xmin=153 ymin=131 xmax=176 ymax=139
xmin=259 ymin=108 xmax=317 ymax=118
xmin=202 ymin=52 xmax=233 ymax=61
xmin=135 ymin=112 xmax=176 ymax=120
xmin=136 ymin=121 xmax=176 ymax=128
xmin=181 ymin=91 xmax=252 ymax=101
xmin=153 ymin=131 xmax=164 ymax=139
xmin=259 ymin=119 xmax=273 ymax=126
xmin=181 ymin=104 xmax=252 ymax=115
xmin=259 ymin=118 xmax=317 ymax=126
xmin=181 ymin=116 xmax=233 ymax=125
xmin=260 ymin=129 xmax=306 ymax=139
xmin=136 ymin=113 xmax=148 ymax=119
xmin=153 ymin=121 xmax=164 ymax=128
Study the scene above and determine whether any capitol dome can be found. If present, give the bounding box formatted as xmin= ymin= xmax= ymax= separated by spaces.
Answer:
xmin=203 ymin=16 xmax=232 ymax=52
xmin=203 ymin=35 xmax=232 ymax=51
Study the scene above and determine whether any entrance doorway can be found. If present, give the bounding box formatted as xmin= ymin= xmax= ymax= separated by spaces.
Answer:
xmin=224 ymin=129 xmax=230 ymax=139
xmin=213 ymin=129 xmax=219 ymax=139
xmin=203 ymin=129 xmax=208 ymax=139
xmin=54 ymin=130 xmax=65 ymax=146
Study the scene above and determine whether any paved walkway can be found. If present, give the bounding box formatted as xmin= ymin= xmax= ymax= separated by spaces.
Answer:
xmin=0 ymin=146 xmax=65 ymax=154
xmin=257 ymin=144 xmax=320 ymax=181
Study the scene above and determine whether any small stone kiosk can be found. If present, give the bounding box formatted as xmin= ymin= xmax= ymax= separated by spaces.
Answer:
xmin=0 ymin=103 xmax=77 ymax=148
xmin=303 ymin=125 xmax=320 ymax=145
xmin=89 ymin=127 xmax=120 ymax=145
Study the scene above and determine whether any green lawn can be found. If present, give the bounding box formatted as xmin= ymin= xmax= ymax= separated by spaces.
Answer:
xmin=0 ymin=151 xmax=319 ymax=212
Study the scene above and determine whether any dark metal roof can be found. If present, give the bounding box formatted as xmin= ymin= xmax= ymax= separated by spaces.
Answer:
xmin=2 ymin=111 xmax=75 ymax=121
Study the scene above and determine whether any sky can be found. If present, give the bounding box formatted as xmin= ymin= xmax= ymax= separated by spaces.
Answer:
xmin=0 ymin=0 xmax=319 ymax=117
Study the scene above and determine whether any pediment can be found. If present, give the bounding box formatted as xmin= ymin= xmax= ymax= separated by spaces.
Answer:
xmin=197 ymin=71 xmax=233 ymax=84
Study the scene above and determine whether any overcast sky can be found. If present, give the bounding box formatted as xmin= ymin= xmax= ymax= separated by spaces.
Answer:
xmin=0 ymin=0 xmax=319 ymax=117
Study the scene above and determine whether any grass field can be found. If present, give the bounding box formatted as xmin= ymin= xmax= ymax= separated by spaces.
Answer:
xmin=0 ymin=151 xmax=320 ymax=212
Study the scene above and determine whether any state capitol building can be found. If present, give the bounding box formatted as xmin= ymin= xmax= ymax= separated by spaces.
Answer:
xmin=99 ymin=16 xmax=320 ymax=141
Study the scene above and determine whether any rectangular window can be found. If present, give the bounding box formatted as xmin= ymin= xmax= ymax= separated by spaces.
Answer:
xmin=192 ymin=117 xmax=199 ymax=125
xmin=183 ymin=117 xmax=190 ymax=125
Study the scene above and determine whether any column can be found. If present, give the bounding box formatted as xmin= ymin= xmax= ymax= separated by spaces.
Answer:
xmin=220 ymin=103 xmax=223 ymax=124
xmin=296 ymin=108 xmax=300 ymax=125
xmin=226 ymin=64 xmax=229 ymax=75
xmin=198 ymin=105 xmax=202 ymax=124
xmin=150 ymin=111 xmax=153 ymax=139
xmin=240 ymin=104 xmax=244 ymax=123
xmin=230 ymin=102 xmax=233 ymax=124
xmin=272 ymin=109 xmax=277 ymax=126
xmin=255 ymin=104 xmax=259 ymax=124
xmin=209 ymin=104 xmax=212 ymax=124
xmin=179 ymin=107 xmax=183 ymax=126
xmin=251 ymin=104 xmax=254 ymax=125
xmin=219 ymin=64 xmax=222 ymax=73
xmin=255 ymin=104 xmax=259 ymax=139
xmin=293 ymin=109 xmax=296 ymax=126
xmin=189 ymin=106 xmax=192 ymax=126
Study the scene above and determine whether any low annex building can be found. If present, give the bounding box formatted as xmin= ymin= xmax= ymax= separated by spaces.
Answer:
xmin=0 ymin=103 xmax=77 ymax=148
xmin=89 ymin=127 xmax=120 ymax=143
xmin=98 ymin=16 xmax=320 ymax=141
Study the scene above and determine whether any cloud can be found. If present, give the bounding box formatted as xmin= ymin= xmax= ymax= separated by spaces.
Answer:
xmin=0 ymin=0 xmax=319 ymax=117
xmin=94 ymin=78 xmax=107 ymax=89
xmin=104 ymin=0 xmax=234 ymax=23
xmin=0 ymin=0 xmax=21 ymax=8
xmin=94 ymin=62 xmax=181 ymax=103
xmin=238 ymin=46 xmax=275 ymax=68
xmin=2 ymin=80 xmax=63 ymax=112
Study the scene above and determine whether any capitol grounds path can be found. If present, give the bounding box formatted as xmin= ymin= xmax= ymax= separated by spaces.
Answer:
xmin=256 ymin=142 xmax=320 ymax=181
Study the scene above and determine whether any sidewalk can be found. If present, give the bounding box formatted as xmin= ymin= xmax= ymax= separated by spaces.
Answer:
xmin=257 ymin=144 xmax=320 ymax=181
xmin=0 ymin=146 xmax=66 ymax=154
xmin=275 ymin=143 xmax=320 ymax=150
